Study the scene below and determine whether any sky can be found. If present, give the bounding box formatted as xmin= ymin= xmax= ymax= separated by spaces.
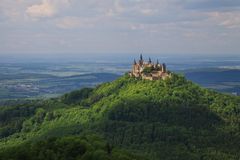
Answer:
xmin=0 ymin=0 xmax=240 ymax=57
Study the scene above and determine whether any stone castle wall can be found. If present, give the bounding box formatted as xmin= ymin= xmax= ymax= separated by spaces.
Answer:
xmin=129 ymin=55 xmax=170 ymax=80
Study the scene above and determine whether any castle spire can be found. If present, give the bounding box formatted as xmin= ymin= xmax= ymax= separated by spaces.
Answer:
xmin=139 ymin=54 xmax=144 ymax=66
xmin=133 ymin=59 xmax=137 ymax=65
xmin=156 ymin=59 xmax=159 ymax=65
xmin=162 ymin=63 xmax=166 ymax=73
xmin=148 ymin=57 xmax=152 ymax=64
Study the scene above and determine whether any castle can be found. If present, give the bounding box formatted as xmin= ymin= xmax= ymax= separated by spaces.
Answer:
xmin=129 ymin=54 xmax=171 ymax=80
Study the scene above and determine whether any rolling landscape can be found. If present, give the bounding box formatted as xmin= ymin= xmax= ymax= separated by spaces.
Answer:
xmin=1 ymin=0 xmax=240 ymax=159
xmin=0 ymin=57 xmax=240 ymax=101
xmin=0 ymin=56 xmax=240 ymax=160
xmin=0 ymin=72 xmax=240 ymax=159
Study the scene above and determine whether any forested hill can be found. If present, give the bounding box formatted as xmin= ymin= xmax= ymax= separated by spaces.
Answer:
xmin=0 ymin=74 xmax=240 ymax=160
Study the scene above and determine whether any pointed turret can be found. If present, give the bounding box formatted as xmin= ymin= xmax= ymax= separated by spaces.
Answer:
xmin=133 ymin=59 xmax=137 ymax=65
xmin=148 ymin=57 xmax=152 ymax=64
xmin=139 ymin=54 xmax=144 ymax=66
xmin=155 ymin=59 xmax=160 ymax=69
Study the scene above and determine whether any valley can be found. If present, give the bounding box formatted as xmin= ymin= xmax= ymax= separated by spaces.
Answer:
xmin=0 ymin=58 xmax=240 ymax=101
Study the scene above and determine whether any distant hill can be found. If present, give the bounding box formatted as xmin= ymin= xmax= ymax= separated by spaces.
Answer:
xmin=0 ymin=74 xmax=240 ymax=160
xmin=1 ymin=67 xmax=240 ymax=100
xmin=184 ymin=68 xmax=240 ymax=83
xmin=183 ymin=68 xmax=240 ymax=94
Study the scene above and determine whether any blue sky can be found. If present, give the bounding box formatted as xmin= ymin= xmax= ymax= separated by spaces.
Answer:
xmin=0 ymin=0 xmax=240 ymax=56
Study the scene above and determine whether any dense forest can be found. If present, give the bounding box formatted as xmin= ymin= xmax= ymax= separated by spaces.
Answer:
xmin=0 ymin=74 xmax=240 ymax=160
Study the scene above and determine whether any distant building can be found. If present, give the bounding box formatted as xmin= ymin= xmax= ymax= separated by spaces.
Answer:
xmin=129 ymin=54 xmax=171 ymax=80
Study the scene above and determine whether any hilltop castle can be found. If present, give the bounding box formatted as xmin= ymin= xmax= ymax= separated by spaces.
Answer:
xmin=129 ymin=54 xmax=171 ymax=80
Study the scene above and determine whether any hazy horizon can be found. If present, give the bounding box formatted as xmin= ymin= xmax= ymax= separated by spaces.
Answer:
xmin=1 ymin=52 xmax=240 ymax=63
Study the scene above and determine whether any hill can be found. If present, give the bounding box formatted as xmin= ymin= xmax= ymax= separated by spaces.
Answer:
xmin=0 ymin=74 xmax=240 ymax=160
xmin=183 ymin=68 xmax=240 ymax=94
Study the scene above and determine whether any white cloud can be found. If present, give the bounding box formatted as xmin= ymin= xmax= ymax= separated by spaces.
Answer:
xmin=140 ymin=9 xmax=157 ymax=16
xmin=26 ymin=0 xmax=56 ymax=18
xmin=26 ymin=0 xmax=71 ymax=18
xmin=0 ymin=0 xmax=28 ymax=20
xmin=1 ymin=0 xmax=240 ymax=55
xmin=55 ymin=16 xmax=96 ymax=29
xmin=208 ymin=11 xmax=240 ymax=29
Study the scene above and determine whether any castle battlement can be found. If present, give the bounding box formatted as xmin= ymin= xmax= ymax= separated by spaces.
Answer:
xmin=129 ymin=54 xmax=171 ymax=80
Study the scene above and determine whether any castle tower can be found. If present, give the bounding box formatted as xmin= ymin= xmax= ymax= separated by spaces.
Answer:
xmin=155 ymin=59 xmax=159 ymax=68
xmin=148 ymin=57 xmax=152 ymax=64
xmin=132 ymin=59 xmax=136 ymax=71
xmin=162 ymin=63 xmax=166 ymax=73
xmin=139 ymin=54 xmax=144 ymax=66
